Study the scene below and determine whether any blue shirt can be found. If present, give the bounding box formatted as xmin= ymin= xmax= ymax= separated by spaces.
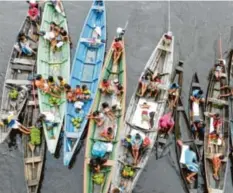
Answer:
xmin=192 ymin=89 xmax=203 ymax=99
xmin=131 ymin=135 xmax=143 ymax=147
xmin=185 ymin=149 xmax=197 ymax=164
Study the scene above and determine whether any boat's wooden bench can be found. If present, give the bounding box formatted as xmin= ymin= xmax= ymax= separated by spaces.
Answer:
xmin=27 ymin=100 xmax=39 ymax=107
xmin=205 ymin=154 xmax=228 ymax=162
xmin=12 ymin=58 xmax=35 ymax=66
xmin=158 ymin=45 xmax=171 ymax=52
xmin=92 ymin=6 xmax=104 ymax=11
xmin=27 ymin=179 xmax=39 ymax=187
xmin=65 ymin=132 xmax=80 ymax=139
xmin=25 ymin=156 xmax=42 ymax=164
xmin=207 ymin=97 xmax=228 ymax=106
xmin=5 ymin=79 xmax=31 ymax=85
xmin=11 ymin=64 xmax=34 ymax=71
xmin=86 ymin=158 xmax=114 ymax=166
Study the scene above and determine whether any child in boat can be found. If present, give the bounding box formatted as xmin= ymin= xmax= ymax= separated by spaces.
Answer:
xmin=27 ymin=4 xmax=40 ymax=23
xmin=138 ymin=73 xmax=151 ymax=97
xmin=158 ymin=112 xmax=174 ymax=134
xmin=38 ymin=22 xmax=56 ymax=41
xmin=113 ymin=79 xmax=124 ymax=96
xmin=190 ymin=89 xmax=205 ymax=103
xmin=102 ymin=102 xmax=115 ymax=121
xmin=40 ymin=112 xmax=58 ymax=139
xmin=82 ymin=85 xmax=91 ymax=100
xmin=218 ymin=85 xmax=233 ymax=98
xmin=191 ymin=120 xmax=205 ymax=140
xmin=121 ymin=134 xmax=132 ymax=150
xmin=148 ymin=74 xmax=162 ymax=98
xmin=131 ymin=133 xmax=143 ymax=165
xmin=168 ymin=83 xmax=179 ymax=109
xmin=87 ymin=110 xmax=105 ymax=127
xmin=15 ymin=32 xmax=36 ymax=56
xmin=75 ymin=85 xmax=82 ymax=99
xmin=212 ymin=154 xmax=225 ymax=180
xmin=100 ymin=126 xmax=114 ymax=141
xmin=100 ymin=79 xmax=113 ymax=94
xmin=50 ymin=0 xmax=65 ymax=16
xmin=140 ymin=102 xmax=151 ymax=127
xmin=57 ymin=76 xmax=66 ymax=88
xmin=113 ymin=37 xmax=123 ymax=65
xmin=64 ymin=84 xmax=75 ymax=102
xmin=214 ymin=59 xmax=225 ymax=81
xmin=90 ymin=157 xmax=107 ymax=173
xmin=209 ymin=113 xmax=222 ymax=134
xmin=0 ymin=113 xmax=30 ymax=135
xmin=60 ymin=27 xmax=72 ymax=48
xmin=163 ymin=31 xmax=172 ymax=46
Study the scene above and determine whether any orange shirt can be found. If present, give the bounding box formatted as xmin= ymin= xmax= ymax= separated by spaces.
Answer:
xmin=35 ymin=79 xmax=45 ymax=89
xmin=75 ymin=88 xmax=82 ymax=95
xmin=113 ymin=41 xmax=123 ymax=50
xmin=212 ymin=156 xmax=221 ymax=168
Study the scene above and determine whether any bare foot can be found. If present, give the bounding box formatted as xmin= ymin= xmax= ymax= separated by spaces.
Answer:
xmin=186 ymin=177 xmax=193 ymax=184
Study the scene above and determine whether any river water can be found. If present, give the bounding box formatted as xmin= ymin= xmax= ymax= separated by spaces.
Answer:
xmin=0 ymin=1 xmax=233 ymax=193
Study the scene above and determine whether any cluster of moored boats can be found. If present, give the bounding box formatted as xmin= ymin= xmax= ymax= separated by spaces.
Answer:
xmin=1 ymin=0 xmax=233 ymax=193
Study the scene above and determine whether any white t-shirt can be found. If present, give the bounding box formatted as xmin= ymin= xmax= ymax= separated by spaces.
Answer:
xmin=74 ymin=101 xmax=84 ymax=109
xmin=42 ymin=112 xmax=55 ymax=122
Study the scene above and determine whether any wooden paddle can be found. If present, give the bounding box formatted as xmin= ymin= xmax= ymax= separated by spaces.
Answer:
xmin=28 ymin=143 xmax=35 ymax=169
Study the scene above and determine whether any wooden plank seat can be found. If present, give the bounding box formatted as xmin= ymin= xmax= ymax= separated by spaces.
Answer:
xmin=158 ymin=45 xmax=171 ymax=52
xmin=27 ymin=180 xmax=39 ymax=187
xmin=6 ymin=79 xmax=31 ymax=85
xmin=177 ymin=106 xmax=185 ymax=111
xmin=157 ymin=137 xmax=167 ymax=144
xmin=65 ymin=132 xmax=80 ymax=139
xmin=25 ymin=156 xmax=42 ymax=164
xmin=12 ymin=58 xmax=35 ymax=66
xmin=92 ymin=6 xmax=105 ymax=11
xmin=27 ymin=100 xmax=39 ymax=106
xmin=205 ymin=154 xmax=228 ymax=162
xmin=11 ymin=64 xmax=34 ymax=71
xmin=207 ymin=97 xmax=228 ymax=106
xmin=86 ymin=158 xmax=114 ymax=166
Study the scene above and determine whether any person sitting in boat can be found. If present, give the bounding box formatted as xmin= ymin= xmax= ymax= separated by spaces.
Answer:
xmin=191 ymin=120 xmax=205 ymax=140
xmin=168 ymin=83 xmax=179 ymax=109
xmin=27 ymin=4 xmax=40 ymax=24
xmin=113 ymin=79 xmax=124 ymax=96
xmin=139 ymin=136 xmax=151 ymax=157
xmin=140 ymin=102 xmax=151 ymax=127
xmin=218 ymin=84 xmax=233 ymax=99
xmin=212 ymin=154 xmax=225 ymax=180
xmin=190 ymin=89 xmax=205 ymax=103
xmin=0 ymin=113 xmax=30 ymax=135
xmin=131 ymin=133 xmax=143 ymax=165
xmin=60 ymin=27 xmax=72 ymax=48
xmin=57 ymin=76 xmax=66 ymax=88
xmin=90 ymin=157 xmax=107 ymax=173
xmin=40 ymin=112 xmax=58 ymax=139
xmin=208 ymin=113 xmax=222 ymax=134
xmin=100 ymin=126 xmax=114 ymax=141
xmin=74 ymin=85 xmax=82 ymax=99
xmin=74 ymin=100 xmax=84 ymax=113
xmin=163 ymin=31 xmax=172 ymax=46
xmin=113 ymin=37 xmax=123 ymax=65
xmin=148 ymin=74 xmax=162 ymax=98
xmin=214 ymin=59 xmax=225 ymax=81
xmin=27 ymin=0 xmax=39 ymax=8
xmin=137 ymin=73 xmax=151 ymax=97
xmin=81 ymin=84 xmax=91 ymax=100
xmin=38 ymin=22 xmax=57 ymax=41
xmin=102 ymin=102 xmax=115 ymax=121
xmin=34 ymin=74 xmax=50 ymax=93
xmin=100 ymin=79 xmax=113 ymax=95
xmin=87 ymin=110 xmax=105 ymax=127
xmin=50 ymin=0 xmax=65 ymax=16
xmin=64 ymin=84 xmax=75 ymax=102
xmin=121 ymin=134 xmax=132 ymax=150
xmin=14 ymin=32 xmax=36 ymax=56
xmin=158 ymin=112 xmax=174 ymax=134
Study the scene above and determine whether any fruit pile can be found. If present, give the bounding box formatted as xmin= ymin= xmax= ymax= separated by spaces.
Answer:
xmin=49 ymin=97 xmax=60 ymax=106
xmin=9 ymin=88 xmax=18 ymax=100
xmin=71 ymin=117 xmax=82 ymax=128
xmin=122 ymin=166 xmax=135 ymax=178
xmin=30 ymin=126 xmax=41 ymax=145
xmin=92 ymin=173 xmax=104 ymax=185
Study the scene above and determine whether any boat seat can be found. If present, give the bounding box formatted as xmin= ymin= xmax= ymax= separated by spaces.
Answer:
xmin=177 ymin=106 xmax=185 ymax=111
xmin=12 ymin=58 xmax=35 ymax=66
xmin=5 ymin=79 xmax=31 ymax=85
xmin=157 ymin=137 xmax=167 ymax=144
xmin=189 ymin=189 xmax=197 ymax=193
xmin=192 ymin=82 xmax=200 ymax=88
xmin=207 ymin=97 xmax=228 ymax=106
xmin=27 ymin=179 xmax=39 ymax=187
xmin=158 ymin=45 xmax=171 ymax=52
xmin=11 ymin=64 xmax=34 ymax=72
xmin=106 ymin=68 xmax=124 ymax=75
xmin=92 ymin=6 xmax=105 ymax=11
xmin=27 ymin=100 xmax=39 ymax=107
xmin=80 ymin=38 xmax=103 ymax=45
xmin=86 ymin=158 xmax=114 ymax=166
xmin=25 ymin=156 xmax=42 ymax=164
xmin=65 ymin=132 xmax=80 ymax=139
xmin=205 ymin=154 xmax=228 ymax=162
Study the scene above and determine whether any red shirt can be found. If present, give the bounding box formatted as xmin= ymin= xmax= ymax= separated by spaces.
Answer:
xmin=164 ymin=34 xmax=172 ymax=40
xmin=113 ymin=41 xmax=123 ymax=50
xmin=28 ymin=7 xmax=39 ymax=18
xmin=102 ymin=81 xmax=110 ymax=88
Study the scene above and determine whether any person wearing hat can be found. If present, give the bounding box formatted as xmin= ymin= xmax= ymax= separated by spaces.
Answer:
xmin=190 ymin=89 xmax=205 ymax=103
xmin=163 ymin=31 xmax=173 ymax=46
xmin=168 ymin=82 xmax=180 ymax=109
xmin=112 ymin=37 xmax=123 ymax=65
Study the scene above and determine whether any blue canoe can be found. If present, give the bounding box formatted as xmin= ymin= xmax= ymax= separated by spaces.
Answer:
xmin=64 ymin=0 xmax=106 ymax=166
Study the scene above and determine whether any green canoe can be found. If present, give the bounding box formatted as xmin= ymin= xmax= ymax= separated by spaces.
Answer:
xmin=37 ymin=2 xmax=70 ymax=154
xmin=84 ymin=35 xmax=127 ymax=193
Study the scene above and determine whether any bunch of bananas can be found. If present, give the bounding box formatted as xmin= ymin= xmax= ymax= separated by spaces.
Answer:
xmin=9 ymin=89 xmax=18 ymax=100
xmin=71 ymin=117 xmax=82 ymax=128
xmin=30 ymin=126 xmax=41 ymax=145
xmin=49 ymin=97 xmax=60 ymax=106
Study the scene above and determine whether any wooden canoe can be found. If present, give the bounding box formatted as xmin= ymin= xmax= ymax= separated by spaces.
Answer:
xmin=22 ymin=88 xmax=45 ymax=193
xmin=110 ymin=32 xmax=174 ymax=193
xmin=64 ymin=0 xmax=106 ymax=166
xmin=37 ymin=1 xmax=70 ymax=154
xmin=155 ymin=61 xmax=184 ymax=159
xmin=0 ymin=13 xmax=40 ymax=143
xmin=83 ymin=33 xmax=126 ymax=193
xmin=204 ymin=61 xmax=229 ymax=193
